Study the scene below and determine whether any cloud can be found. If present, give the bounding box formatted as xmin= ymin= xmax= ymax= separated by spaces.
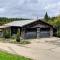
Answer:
xmin=44 ymin=2 xmax=60 ymax=10
xmin=0 ymin=0 xmax=59 ymax=18
xmin=0 ymin=8 xmax=5 ymax=13
xmin=44 ymin=2 xmax=60 ymax=17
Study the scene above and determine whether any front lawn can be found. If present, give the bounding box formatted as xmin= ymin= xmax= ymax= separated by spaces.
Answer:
xmin=0 ymin=51 xmax=32 ymax=60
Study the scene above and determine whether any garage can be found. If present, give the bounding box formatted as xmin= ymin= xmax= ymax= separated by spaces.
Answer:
xmin=25 ymin=28 xmax=51 ymax=39
xmin=40 ymin=28 xmax=50 ymax=38
xmin=25 ymin=28 xmax=37 ymax=39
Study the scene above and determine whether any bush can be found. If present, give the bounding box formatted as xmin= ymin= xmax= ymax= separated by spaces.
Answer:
xmin=20 ymin=40 xmax=31 ymax=44
xmin=3 ymin=30 xmax=10 ymax=39
xmin=11 ymin=34 xmax=16 ymax=39
xmin=16 ymin=34 xmax=20 ymax=42
xmin=16 ymin=37 xmax=20 ymax=42
xmin=57 ymin=30 xmax=60 ymax=37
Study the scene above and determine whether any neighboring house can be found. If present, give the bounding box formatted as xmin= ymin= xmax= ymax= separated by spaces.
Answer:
xmin=0 ymin=19 xmax=57 ymax=39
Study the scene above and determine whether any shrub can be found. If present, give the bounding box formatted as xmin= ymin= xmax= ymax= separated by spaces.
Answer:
xmin=57 ymin=30 xmax=60 ymax=37
xmin=3 ymin=29 xmax=10 ymax=39
xmin=11 ymin=34 xmax=16 ymax=39
xmin=20 ymin=40 xmax=31 ymax=44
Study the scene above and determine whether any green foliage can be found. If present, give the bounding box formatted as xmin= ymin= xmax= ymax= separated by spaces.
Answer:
xmin=0 ymin=17 xmax=30 ymax=25
xmin=20 ymin=40 xmax=31 ymax=44
xmin=47 ymin=16 xmax=60 ymax=37
xmin=3 ymin=29 xmax=10 ymax=39
xmin=0 ymin=51 xmax=31 ymax=60
xmin=56 ymin=26 xmax=60 ymax=37
xmin=11 ymin=35 xmax=16 ymax=39
xmin=57 ymin=30 xmax=60 ymax=37
xmin=10 ymin=40 xmax=31 ymax=44
xmin=44 ymin=12 xmax=49 ymax=21
xmin=47 ymin=16 xmax=60 ymax=26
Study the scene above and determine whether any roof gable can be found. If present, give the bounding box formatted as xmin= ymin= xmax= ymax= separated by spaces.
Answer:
xmin=22 ymin=19 xmax=53 ymax=28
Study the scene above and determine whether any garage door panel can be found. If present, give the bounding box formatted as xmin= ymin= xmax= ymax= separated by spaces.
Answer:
xmin=25 ymin=32 xmax=37 ymax=39
xmin=40 ymin=31 xmax=50 ymax=37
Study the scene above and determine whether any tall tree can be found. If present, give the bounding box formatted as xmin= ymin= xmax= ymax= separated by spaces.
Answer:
xmin=44 ymin=12 xmax=49 ymax=21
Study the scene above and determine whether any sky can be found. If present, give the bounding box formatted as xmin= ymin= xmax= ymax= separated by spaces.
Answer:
xmin=0 ymin=0 xmax=60 ymax=18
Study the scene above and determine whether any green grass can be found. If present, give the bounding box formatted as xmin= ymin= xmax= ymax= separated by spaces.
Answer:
xmin=0 ymin=51 xmax=32 ymax=60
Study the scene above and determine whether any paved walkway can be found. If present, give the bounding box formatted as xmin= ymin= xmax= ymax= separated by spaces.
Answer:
xmin=0 ymin=37 xmax=60 ymax=60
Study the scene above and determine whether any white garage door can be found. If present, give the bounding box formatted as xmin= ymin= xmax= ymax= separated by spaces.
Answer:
xmin=40 ymin=31 xmax=50 ymax=37
xmin=25 ymin=32 xmax=37 ymax=39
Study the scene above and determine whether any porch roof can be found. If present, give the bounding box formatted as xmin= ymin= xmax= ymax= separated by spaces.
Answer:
xmin=4 ymin=20 xmax=36 ymax=27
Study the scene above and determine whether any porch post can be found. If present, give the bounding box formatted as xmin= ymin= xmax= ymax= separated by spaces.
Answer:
xmin=50 ymin=28 xmax=53 ymax=37
xmin=1 ymin=29 xmax=4 ymax=37
xmin=17 ymin=28 xmax=21 ymax=39
xmin=21 ymin=28 xmax=25 ymax=39
xmin=37 ymin=28 xmax=40 ymax=38
xmin=7 ymin=27 xmax=11 ymax=38
xmin=10 ymin=27 xmax=11 ymax=37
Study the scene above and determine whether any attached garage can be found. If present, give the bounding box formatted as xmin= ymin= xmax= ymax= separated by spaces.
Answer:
xmin=25 ymin=28 xmax=51 ymax=39
xmin=40 ymin=28 xmax=50 ymax=38
xmin=25 ymin=28 xmax=37 ymax=39
xmin=40 ymin=31 xmax=50 ymax=37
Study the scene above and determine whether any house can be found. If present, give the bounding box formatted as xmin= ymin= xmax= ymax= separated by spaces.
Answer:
xmin=0 ymin=19 xmax=57 ymax=39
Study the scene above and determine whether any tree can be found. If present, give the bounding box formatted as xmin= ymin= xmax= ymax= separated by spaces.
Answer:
xmin=44 ymin=12 xmax=49 ymax=21
xmin=47 ymin=16 xmax=60 ymax=37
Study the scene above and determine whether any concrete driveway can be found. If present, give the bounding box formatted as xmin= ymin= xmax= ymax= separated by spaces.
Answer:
xmin=0 ymin=37 xmax=60 ymax=60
